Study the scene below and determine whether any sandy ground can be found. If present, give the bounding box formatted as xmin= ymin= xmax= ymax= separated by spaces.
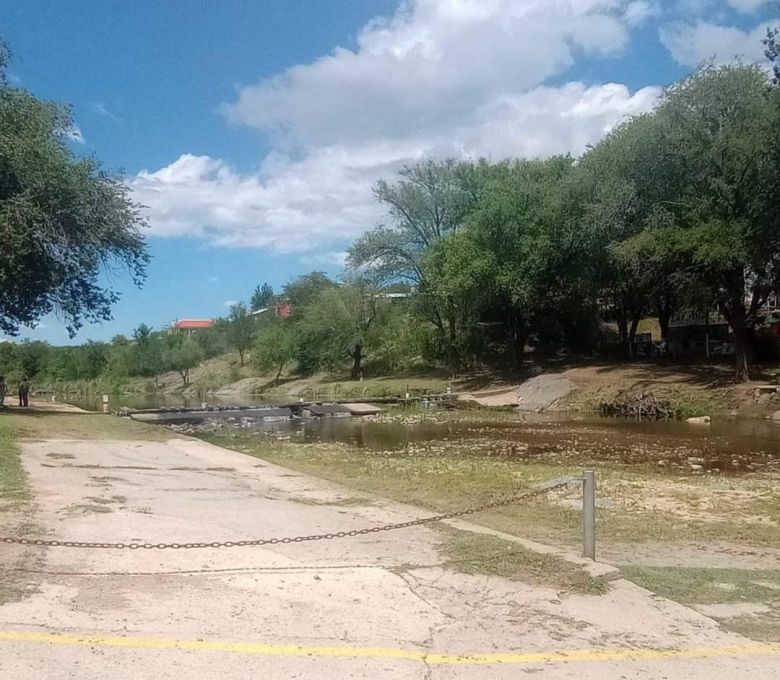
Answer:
xmin=1 ymin=435 xmax=778 ymax=679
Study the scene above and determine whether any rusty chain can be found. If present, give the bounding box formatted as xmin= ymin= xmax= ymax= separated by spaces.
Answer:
xmin=0 ymin=480 xmax=573 ymax=550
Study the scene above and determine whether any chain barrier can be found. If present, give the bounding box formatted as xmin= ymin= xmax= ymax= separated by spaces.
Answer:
xmin=1 ymin=480 xmax=574 ymax=550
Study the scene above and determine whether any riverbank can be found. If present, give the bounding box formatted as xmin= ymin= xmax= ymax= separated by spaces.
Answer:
xmin=45 ymin=357 xmax=780 ymax=421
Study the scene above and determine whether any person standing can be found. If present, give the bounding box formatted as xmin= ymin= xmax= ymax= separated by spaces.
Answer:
xmin=0 ymin=376 xmax=6 ymax=410
xmin=18 ymin=377 xmax=29 ymax=407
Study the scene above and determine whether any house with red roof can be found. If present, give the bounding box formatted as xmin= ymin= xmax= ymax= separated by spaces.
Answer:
xmin=170 ymin=319 xmax=214 ymax=334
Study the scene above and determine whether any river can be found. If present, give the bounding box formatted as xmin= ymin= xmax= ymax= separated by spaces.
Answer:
xmin=57 ymin=392 xmax=780 ymax=477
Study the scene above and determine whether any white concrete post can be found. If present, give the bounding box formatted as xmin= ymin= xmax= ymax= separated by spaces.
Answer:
xmin=583 ymin=470 xmax=596 ymax=561
xmin=102 ymin=394 xmax=109 ymax=413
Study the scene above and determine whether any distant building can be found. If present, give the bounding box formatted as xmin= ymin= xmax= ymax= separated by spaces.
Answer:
xmin=250 ymin=301 xmax=291 ymax=319
xmin=171 ymin=319 xmax=214 ymax=334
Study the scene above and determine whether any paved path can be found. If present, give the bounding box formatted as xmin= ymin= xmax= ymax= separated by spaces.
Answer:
xmin=1 ymin=436 xmax=777 ymax=679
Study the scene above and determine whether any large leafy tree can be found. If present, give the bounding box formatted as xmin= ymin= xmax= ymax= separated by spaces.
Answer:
xmin=0 ymin=42 xmax=148 ymax=336
xmin=299 ymin=281 xmax=382 ymax=379
xmin=465 ymin=157 xmax=575 ymax=368
xmin=657 ymin=65 xmax=780 ymax=381
xmin=254 ymin=319 xmax=296 ymax=384
xmin=589 ymin=65 xmax=780 ymax=380
xmin=349 ymin=160 xmax=489 ymax=363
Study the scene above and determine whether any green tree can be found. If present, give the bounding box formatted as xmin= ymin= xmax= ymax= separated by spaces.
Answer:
xmin=349 ymin=160 xmax=482 ymax=284
xmin=349 ymin=160 xmax=489 ymax=365
xmin=299 ymin=282 xmax=381 ymax=379
xmin=15 ymin=340 xmax=50 ymax=379
xmin=254 ymin=320 xmax=296 ymax=383
xmin=162 ymin=335 xmax=203 ymax=386
xmin=132 ymin=323 xmax=163 ymax=377
xmin=634 ymin=65 xmax=780 ymax=380
xmin=467 ymin=157 xmax=575 ymax=368
xmin=226 ymin=303 xmax=254 ymax=365
xmin=0 ymin=42 xmax=148 ymax=336
xmin=250 ymin=282 xmax=274 ymax=311
xmin=283 ymin=272 xmax=336 ymax=313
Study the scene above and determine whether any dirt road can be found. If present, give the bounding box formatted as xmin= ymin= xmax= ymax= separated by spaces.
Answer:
xmin=1 ymin=433 xmax=778 ymax=678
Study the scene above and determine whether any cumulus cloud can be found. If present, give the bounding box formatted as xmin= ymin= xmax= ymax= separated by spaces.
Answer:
xmin=661 ymin=20 xmax=775 ymax=66
xmin=134 ymin=0 xmax=663 ymax=252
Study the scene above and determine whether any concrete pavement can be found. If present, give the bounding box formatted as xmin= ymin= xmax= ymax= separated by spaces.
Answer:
xmin=0 ymin=435 xmax=777 ymax=679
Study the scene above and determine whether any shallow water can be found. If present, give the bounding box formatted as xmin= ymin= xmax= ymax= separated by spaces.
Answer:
xmin=59 ymin=390 xmax=780 ymax=477
xmin=203 ymin=411 xmax=780 ymax=476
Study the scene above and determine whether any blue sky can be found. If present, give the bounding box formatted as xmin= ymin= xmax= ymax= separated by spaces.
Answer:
xmin=1 ymin=0 xmax=777 ymax=344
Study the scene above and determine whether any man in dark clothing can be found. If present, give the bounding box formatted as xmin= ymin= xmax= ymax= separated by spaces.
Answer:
xmin=18 ymin=378 xmax=29 ymax=407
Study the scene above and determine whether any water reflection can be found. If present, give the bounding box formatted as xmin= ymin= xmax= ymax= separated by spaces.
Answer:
xmin=207 ymin=412 xmax=780 ymax=476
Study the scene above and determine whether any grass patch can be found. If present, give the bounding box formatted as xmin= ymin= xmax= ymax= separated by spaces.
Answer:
xmin=204 ymin=435 xmax=780 ymax=551
xmin=2 ymin=411 xmax=178 ymax=441
xmin=0 ymin=416 xmax=34 ymax=605
xmin=439 ymin=527 xmax=609 ymax=595
xmin=621 ymin=566 xmax=780 ymax=605
xmin=722 ymin=612 xmax=780 ymax=643
xmin=0 ymin=417 xmax=28 ymax=506
xmin=621 ymin=566 xmax=780 ymax=642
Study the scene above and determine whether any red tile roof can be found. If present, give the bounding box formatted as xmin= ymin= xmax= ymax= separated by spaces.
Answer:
xmin=173 ymin=319 xmax=214 ymax=330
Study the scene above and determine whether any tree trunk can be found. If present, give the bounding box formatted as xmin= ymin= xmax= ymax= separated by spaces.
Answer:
xmin=447 ymin=314 xmax=458 ymax=377
xmin=718 ymin=269 xmax=755 ymax=383
xmin=275 ymin=363 xmax=284 ymax=385
xmin=628 ymin=309 xmax=642 ymax=359
xmin=179 ymin=369 xmax=189 ymax=386
xmin=616 ymin=313 xmax=628 ymax=351
xmin=507 ymin=312 xmax=527 ymax=372
xmin=350 ymin=343 xmax=363 ymax=380
xmin=238 ymin=348 xmax=245 ymax=366
xmin=658 ymin=308 xmax=671 ymax=342
xmin=732 ymin=328 xmax=752 ymax=383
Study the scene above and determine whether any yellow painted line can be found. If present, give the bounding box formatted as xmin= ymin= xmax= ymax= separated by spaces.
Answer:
xmin=0 ymin=630 xmax=778 ymax=665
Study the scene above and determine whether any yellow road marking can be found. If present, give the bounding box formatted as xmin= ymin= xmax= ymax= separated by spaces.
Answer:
xmin=1 ymin=630 xmax=779 ymax=665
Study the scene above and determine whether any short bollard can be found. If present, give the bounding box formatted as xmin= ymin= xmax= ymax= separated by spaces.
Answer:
xmin=102 ymin=394 xmax=110 ymax=414
xmin=582 ymin=470 xmax=596 ymax=560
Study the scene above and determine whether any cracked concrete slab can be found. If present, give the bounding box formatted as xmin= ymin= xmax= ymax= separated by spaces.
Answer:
xmin=0 ymin=436 xmax=777 ymax=679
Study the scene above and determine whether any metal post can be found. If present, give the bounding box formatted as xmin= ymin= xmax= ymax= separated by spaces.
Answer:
xmin=583 ymin=470 xmax=596 ymax=561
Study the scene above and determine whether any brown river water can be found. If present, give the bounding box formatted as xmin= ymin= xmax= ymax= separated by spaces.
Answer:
xmin=197 ymin=412 xmax=780 ymax=477
xmin=60 ymin=394 xmax=780 ymax=477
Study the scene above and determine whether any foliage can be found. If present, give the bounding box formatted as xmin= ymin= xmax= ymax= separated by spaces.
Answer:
xmin=253 ymin=320 xmax=296 ymax=383
xmin=0 ymin=44 xmax=148 ymax=336
xmin=250 ymin=282 xmax=274 ymax=311
xmin=297 ymin=281 xmax=385 ymax=379
xmin=162 ymin=335 xmax=203 ymax=386
xmin=225 ymin=303 xmax=254 ymax=365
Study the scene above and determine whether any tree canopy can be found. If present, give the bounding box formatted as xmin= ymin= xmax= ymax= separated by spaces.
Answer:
xmin=0 ymin=43 xmax=148 ymax=336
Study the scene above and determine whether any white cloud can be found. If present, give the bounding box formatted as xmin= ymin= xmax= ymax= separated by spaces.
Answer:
xmin=134 ymin=0 xmax=663 ymax=252
xmin=623 ymin=1 xmax=659 ymax=26
xmin=661 ymin=20 xmax=774 ymax=66
xmin=299 ymin=251 xmax=349 ymax=268
xmin=224 ymin=0 xmax=635 ymax=147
